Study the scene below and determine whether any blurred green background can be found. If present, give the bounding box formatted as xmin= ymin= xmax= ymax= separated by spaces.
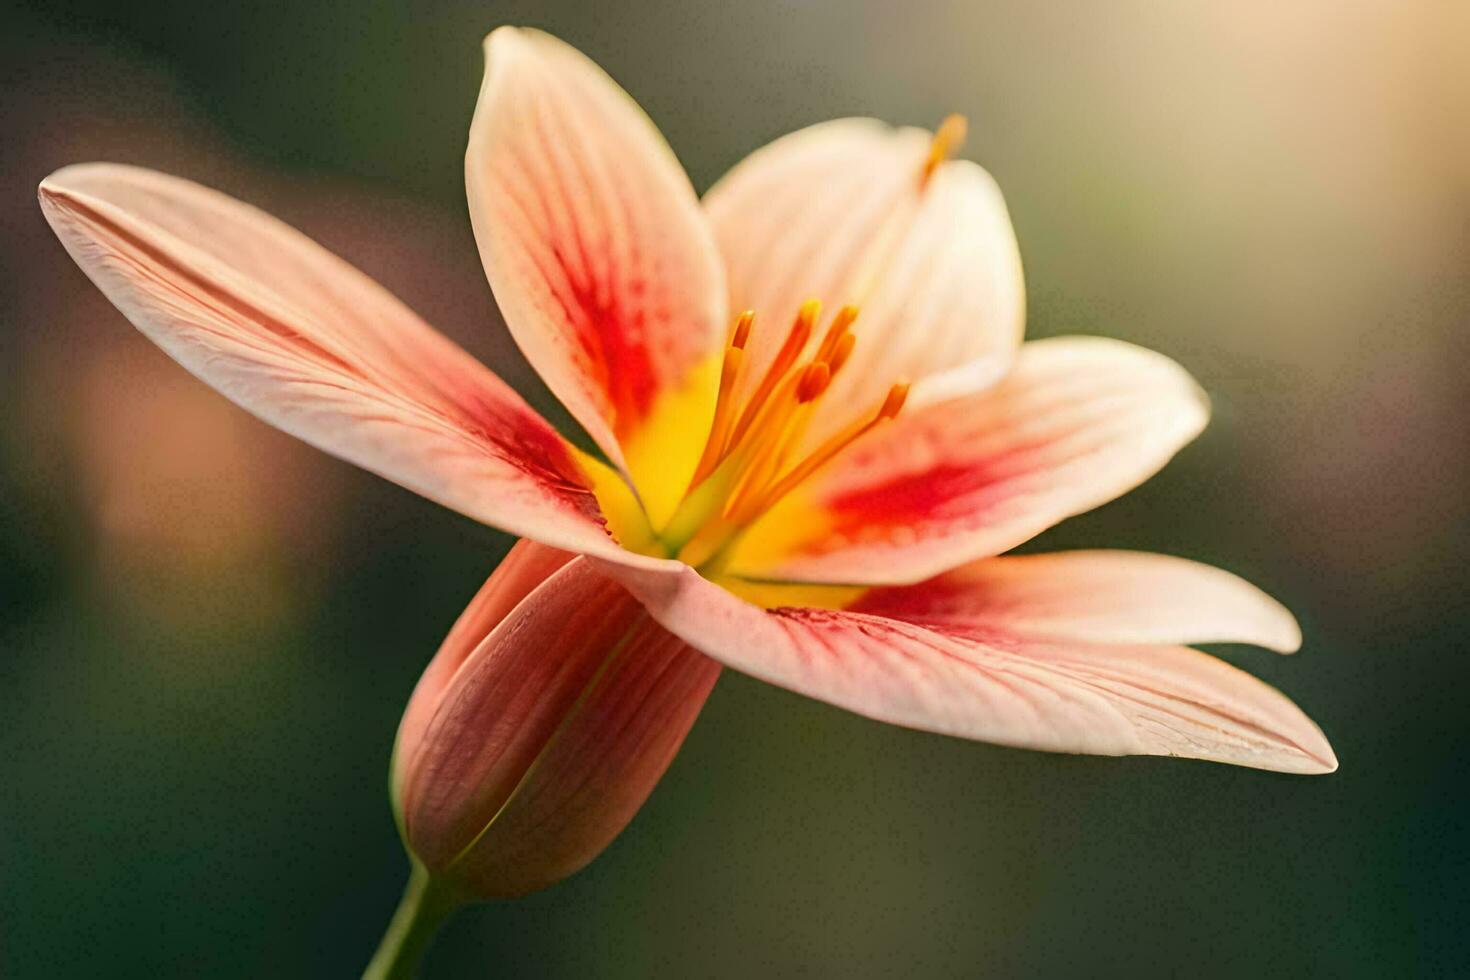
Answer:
xmin=3 ymin=1 xmax=1467 ymax=976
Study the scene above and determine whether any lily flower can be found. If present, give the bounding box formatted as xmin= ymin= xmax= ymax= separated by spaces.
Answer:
xmin=39 ymin=24 xmax=1334 ymax=902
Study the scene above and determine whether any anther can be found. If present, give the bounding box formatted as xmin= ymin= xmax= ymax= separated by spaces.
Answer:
xmin=815 ymin=304 xmax=860 ymax=361
xmin=729 ymin=380 xmax=911 ymax=526
xmin=878 ymin=381 xmax=910 ymax=419
xmin=730 ymin=309 xmax=755 ymax=350
xmin=729 ymin=300 xmax=821 ymax=448
xmin=663 ymin=298 xmax=907 ymax=565
xmin=690 ymin=313 xmax=757 ymax=484
xmin=922 ymin=113 xmax=967 ymax=184
xmin=796 ymin=362 xmax=832 ymax=403
xmin=825 ymin=332 xmax=857 ymax=375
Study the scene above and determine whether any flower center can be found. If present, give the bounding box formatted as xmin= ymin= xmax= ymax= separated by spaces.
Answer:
xmin=590 ymin=116 xmax=965 ymax=571
xmin=654 ymin=301 xmax=908 ymax=573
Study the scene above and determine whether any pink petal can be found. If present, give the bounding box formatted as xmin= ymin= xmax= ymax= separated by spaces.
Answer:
xmin=467 ymin=27 xmax=727 ymax=484
xmin=392 ymin=538 xmax=575 ymax=798
xmin=854 ymin=551 xmax=1302 ymax=653
xmin=39 ymin=164 xmax=628 ymax=559
xmin=598 ymin=559 xmax=1335 ymax=774
xmin=705 ymin=117 xmax=1025 ymax=446
xmin=398 ymin=556 xmax=720 ymax=896
xmin=730 ymin=336 xmax=1209 ymax=584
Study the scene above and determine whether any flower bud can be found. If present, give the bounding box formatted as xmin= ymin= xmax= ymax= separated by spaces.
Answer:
xmin=391 ymin=540 xmax=721 ymax=897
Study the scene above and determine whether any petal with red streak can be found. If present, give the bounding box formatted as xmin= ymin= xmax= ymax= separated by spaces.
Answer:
xmin=39 ymin=164 xmax=627 ymax=559
xmin=854 ymin=551 xmax=1302 ymax=653
xmin=467 ymin=27 xmax=727 ymax=488
xmin=730 ymin=336 xmax=1210 ymax=584
xmin=598 ymin=559 xmax=1335 ymax=775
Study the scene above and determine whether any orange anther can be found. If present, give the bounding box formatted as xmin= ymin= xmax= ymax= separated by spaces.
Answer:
xmin=825 ymin=332 xmax=857 ymax=375
xmin=815 ymin=304 xmax=860 ymax=360
xmin=879 ymin=381 xmax=910 ymax=420
xmin=728 ymin=300 xmax=819 ymax=448
xmin=796 ymin=362 xmax=832 ymax=403
xmin=922 ymin=113 xmax=967 ymax=184
xmin=666 ymin=297 xmax=910 ymax=561
xmin=730 ymin=310 xmax=755 ymax=349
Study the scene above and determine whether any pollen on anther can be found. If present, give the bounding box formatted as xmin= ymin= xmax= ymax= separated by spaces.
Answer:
xmin=796 ymin=362 xmax=832 ymax=403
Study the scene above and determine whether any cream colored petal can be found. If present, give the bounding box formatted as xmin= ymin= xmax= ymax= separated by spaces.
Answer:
xmin=705 ymin=117 xmax=1024 ymax=446
xmin=598 ymin=559 xmax=1336 ymax=775
xmin=854 ymin=551 xmax=1302 ymax=653
xmin=730 ymin=337 xmax=1209 ymax=584
xmin=39 ymin=163 xmax=625 ymax=559
xmin=467 ymin=26 xmax=727 ymax=492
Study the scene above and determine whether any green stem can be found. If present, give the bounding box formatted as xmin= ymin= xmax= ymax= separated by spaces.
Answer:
xmin=362 ymin=863 xmax=462 ymax=980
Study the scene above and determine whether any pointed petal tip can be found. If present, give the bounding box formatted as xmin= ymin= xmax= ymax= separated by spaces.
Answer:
xmin=481 ymin=23 xmax=525 ymax=55
xmin=1211 ymin=569 xmax=1302 ymax=655
xmin=481 ymin=24 xmax=569 ymax=60
xmin=39 ymin=161 xmax=132 ymax=196
xmin=1267 ymin=609 xmax=1305 ymax=655
xmin=36 ymin=172 xmax=59 ymax=201
xmin=1231 ymin=577 xmax=1302 ymax=655
xmin=1302 ymin=725 xmax=1338 ymax=774
xmin=38 ymin=162 xmax=85 ymax=192
xmin=37 ymin=164 xmax=168 ymax=230
xmin=467 ymin=21 xmax=726 ymax=482
xmin=1263 ymin=710 xmax=1335 ymax=775
xmin=36 ymin=164 xmax=90 ymax=209
xmin=479 ymin=26 xmax=563 ymax=84
xmin=1284 ymin=745 xmax=1338 ymax=776
xmin=34 ymin=159 xmax=639 ymax=559
xmin=1163 ymin=349 xmax=1212 ymax=434
xmin=37 ymin=165 xmax=111 ymax=238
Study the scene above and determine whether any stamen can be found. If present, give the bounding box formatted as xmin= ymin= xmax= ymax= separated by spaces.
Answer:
xmin=796 ymin=362 xmax=831 ymax=403
xmin=814 ymin=304 xmax=860 ymax=361
xmin=722 ymin=380 xmax=812 ymax=520
xmin=730 ymin=367 xmax=812 ymax=471
xmin=728 ymin=381 xmax=910 ymax=525
xmin=825 ymin=332 xmax=857 ymax=376
xmin=877 ymin=380 xmax=910 ymax=420
xmin=690 ymin=345 xmax=746 ymax=483
xmin=657 ymin=294 xmax=907 ymax=571
xmin=689 ymin=311 xmax=759 ymax=484
xmin=729 ymin=309 xmax=755 ymax=349
xmin=727 ymin=299 xmax=820 ymax=449
xmin=922 ymin=113 xmax=967 ymax=185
